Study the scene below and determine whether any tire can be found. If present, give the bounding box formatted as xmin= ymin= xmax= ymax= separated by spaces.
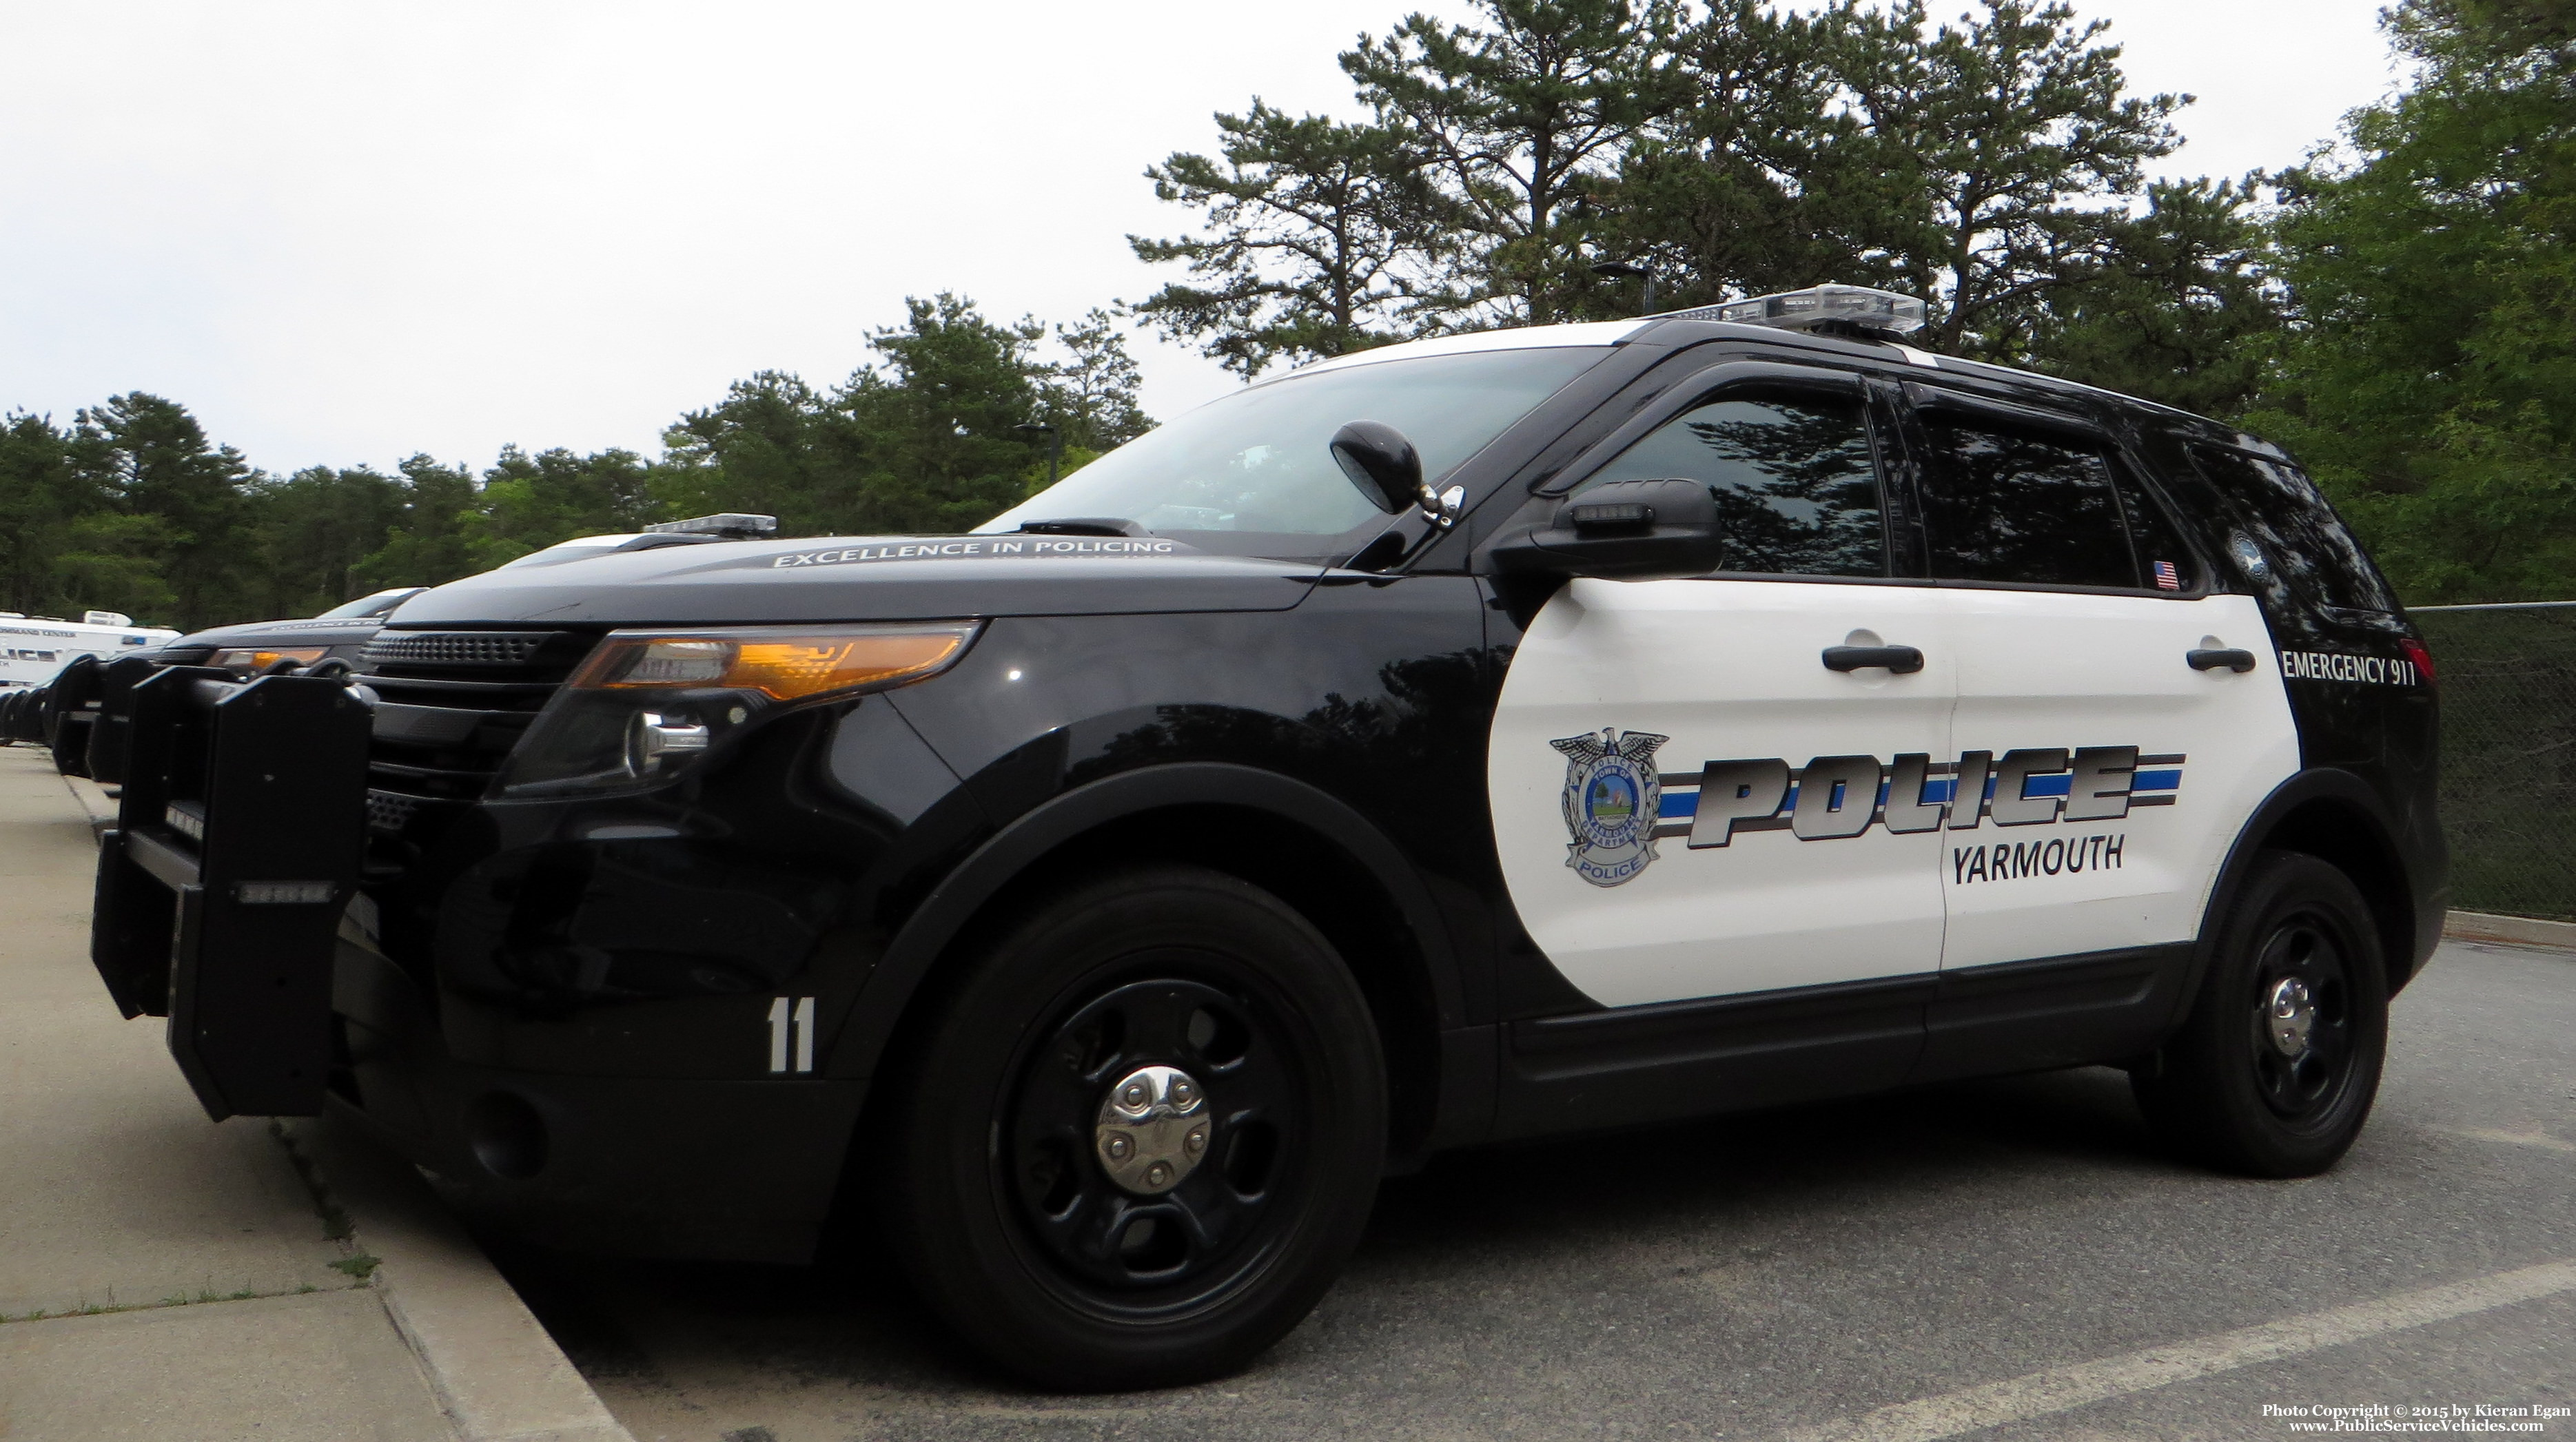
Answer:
xmin=2133 ymin=850 xmax=2389 ymax=1177
xmin=879 ymin=865 xmax=1388 ymax=1390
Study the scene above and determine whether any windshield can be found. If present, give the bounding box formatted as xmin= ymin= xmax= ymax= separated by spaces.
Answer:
xmin=981 ymin=347 xmax=1609 ymax=557
xmin=314 ymin=588 xmax=422 ymax=619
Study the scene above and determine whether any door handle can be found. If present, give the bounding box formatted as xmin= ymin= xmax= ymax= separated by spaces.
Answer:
xmin=2188 ymin=648 xmax=2256 ymax=673
xmin=1822 ymin=645 xmax=1925 ymax=674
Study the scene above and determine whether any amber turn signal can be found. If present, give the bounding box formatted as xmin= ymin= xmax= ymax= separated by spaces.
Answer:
xmin=212 ymin=647 xmax=328 ymax=672
xmin=566 ymin=624 xmax=979 ymax=703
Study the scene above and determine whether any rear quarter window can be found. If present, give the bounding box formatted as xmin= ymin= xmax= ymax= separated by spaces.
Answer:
xmin=2187 ymin=446 xmax=2400 ymax=612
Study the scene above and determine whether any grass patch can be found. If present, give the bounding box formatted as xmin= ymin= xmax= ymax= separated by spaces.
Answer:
xmin=269 ymin=1119 xmax=356 ymax=1242
xmin=0 ymin=1281 xmax=329 ymax=1325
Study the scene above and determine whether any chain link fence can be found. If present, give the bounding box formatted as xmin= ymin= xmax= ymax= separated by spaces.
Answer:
xmin=2413 ymin=601 xmax=2576 ymax=921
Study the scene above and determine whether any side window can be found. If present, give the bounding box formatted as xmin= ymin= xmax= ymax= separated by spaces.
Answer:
xmin=2189 ymin=446 xmax=2398 ymax=612
xmin=1919 ymin=422 xmax=2137 ymax=588
xmin=1577 ymin=391 xmax=1887 ymax=577
xmin=2115 ymin=467 xmax=2202 ymax=593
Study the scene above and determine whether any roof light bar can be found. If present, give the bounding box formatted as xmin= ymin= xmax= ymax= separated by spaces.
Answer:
xmin=644 ymin=513 xmax=780 ymax=539
xmin=1699 ymin=284 xmax=1927 ymax=336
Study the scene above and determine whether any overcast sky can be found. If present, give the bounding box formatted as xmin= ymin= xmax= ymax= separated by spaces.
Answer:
xmin=0 ymin=1 xmax=2401 ymax=480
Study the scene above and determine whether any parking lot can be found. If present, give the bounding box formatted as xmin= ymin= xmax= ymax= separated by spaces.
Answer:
xmin=489 ymin=940 xmax=2575 ymax=1442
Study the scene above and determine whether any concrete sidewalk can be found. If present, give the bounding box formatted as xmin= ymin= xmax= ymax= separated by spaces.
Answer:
xmin=0 ymin=743 xmax=628 ymax=1441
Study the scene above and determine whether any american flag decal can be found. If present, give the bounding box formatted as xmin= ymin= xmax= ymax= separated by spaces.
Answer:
xmin=2153 ymin=559 xmax=2180 ymax=590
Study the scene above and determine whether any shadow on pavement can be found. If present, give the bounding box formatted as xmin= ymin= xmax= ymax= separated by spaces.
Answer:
xmin=480 ymin=1062 xmax=2165 ymax=1403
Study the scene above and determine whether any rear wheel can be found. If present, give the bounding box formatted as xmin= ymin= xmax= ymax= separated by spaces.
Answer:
xmin=2133 ymin=851 xmax=2389 ymax=1177
xmin=881 ymin=865 xmax=1387 ymax=1390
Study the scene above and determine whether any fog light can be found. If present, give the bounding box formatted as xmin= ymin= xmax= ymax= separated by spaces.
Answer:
xmin=464 ymin=1091 xmax=549 ymax=1180
xmin=624 ymin=710 xmax=711 ymax=776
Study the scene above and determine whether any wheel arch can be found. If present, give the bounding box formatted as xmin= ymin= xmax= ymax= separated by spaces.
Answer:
xmin=828 ymin=762 xmax=1467 ymax=1160
xmin=2180 ymin=768 xmax=2424 ymax=1027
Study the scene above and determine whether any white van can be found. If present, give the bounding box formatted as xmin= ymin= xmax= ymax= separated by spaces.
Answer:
xmin=0 ymin=611 xmax=181 ymax=690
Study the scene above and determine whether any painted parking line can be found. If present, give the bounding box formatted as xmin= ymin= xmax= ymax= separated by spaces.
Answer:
xmin=2437 ymin=1125 xmax=2576 ymax=1154
xmin=1779 ymin=1259 xmax=2576 ymax=1442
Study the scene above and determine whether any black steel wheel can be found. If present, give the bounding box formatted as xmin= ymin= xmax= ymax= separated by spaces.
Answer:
xmin=2134 ymin=851 xmax=2389 ymax=1177
xmin=2246 ymin=911 xmax=2359 ymax=1122
xmin=1005 ymin=975 xmax=1305 ymax=1302
xmin=879 ymin=865 xmax=1386 ymax=1389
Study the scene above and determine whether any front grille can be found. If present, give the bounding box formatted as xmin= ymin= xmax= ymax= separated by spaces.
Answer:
xmin=362 ymin=631 xmax=559 ymax=668
xmin=365 ymin=788 xmax=423 ymax=833
xmin=360 ymin=629 xmax=597 ymax=822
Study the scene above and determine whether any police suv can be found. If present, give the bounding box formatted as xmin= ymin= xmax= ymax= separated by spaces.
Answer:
xmin=89 ymin=285 xmax=2443 ymax=1389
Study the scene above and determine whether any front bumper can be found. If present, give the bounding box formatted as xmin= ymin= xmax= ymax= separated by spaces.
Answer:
xmin=89 ymin=659 xmax=886 ymax=1262
xmin=333 ymin=939 xmax=866 ymax=1264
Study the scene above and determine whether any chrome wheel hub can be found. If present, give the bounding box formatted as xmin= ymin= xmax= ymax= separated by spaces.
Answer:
xmin=2266 ymin=976 xmax=2317 ymax=1057
xmin=1094 ymin=1064 xmax=1210 ymax=1195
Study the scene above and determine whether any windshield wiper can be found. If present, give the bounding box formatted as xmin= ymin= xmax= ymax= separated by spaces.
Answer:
xmin=1012 ymin=517 xmax=1151 ymax=538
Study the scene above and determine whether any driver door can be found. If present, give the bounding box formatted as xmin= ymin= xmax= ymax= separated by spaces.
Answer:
xmin=1489 ymin=367 xmax=1955 ymax=1009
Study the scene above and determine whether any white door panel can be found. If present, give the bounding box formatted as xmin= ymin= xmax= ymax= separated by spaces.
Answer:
xmin=1490 ymin=577 xmax=1954 ymax=1007
xmin=1933 ymin=590 xmax=2298 ymax=969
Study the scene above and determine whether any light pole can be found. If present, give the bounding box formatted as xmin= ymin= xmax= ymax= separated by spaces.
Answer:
xmin=1591 ymin=260 xmax=1656 ymax=316
xmin=1014 ymin=421 xmax=1062 ymax=489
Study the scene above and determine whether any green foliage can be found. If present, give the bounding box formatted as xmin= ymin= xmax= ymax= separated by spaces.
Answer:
xmin=1342 ymin=0 xmax=1694 ymax=328
xmin=245 ymin=466 xmax=409 ymax=619
xmin=75 ymin=393 xmax=258 ymax=630
xmin=1130 ymin=105 xmax=1448 ymax=375
xmin=353 ymin=456 xmax=479 ymax=596
xmin=1132 ymin=0 xmax=2576 ymax=601
xmin=2252 ymin=0 xmax=2576 ymax=601
xmin=1586 ymin=1 xmax=1891 ymax=313
xmin=662 ymin=293 xmax=1154 ymax=531
xmin=460 ymin=445 xmax=662 ymax=570
xmin=2024 ymin=177 xmax=2278 ymax=416
xmin=19 ymin=2 xmax=2571 ymax=624
xmin=1837 ymin=0 xmax=2184 ymax=358
xmin=0 ymin=410 xmax=109 ymax=617
xmin=6 ymin=293 xmax=1144 ymax=632
xmin=54 ymin=513 xmax=179 ymax=621
xmin=1138 ymin=0 xmax=2205 ymax=382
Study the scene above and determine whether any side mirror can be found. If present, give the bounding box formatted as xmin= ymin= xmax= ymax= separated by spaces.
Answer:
xmin=1493 ymin=477 xmax=1724 ymax=581
xmin=1329 ymin=421 xmax=1424 ymax=515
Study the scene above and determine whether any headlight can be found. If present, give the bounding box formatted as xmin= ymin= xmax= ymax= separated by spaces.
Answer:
xmin=212 ymin=646 xmax=327 ymax=674
xmin=493 ymin=621 xmax=979 ymax=797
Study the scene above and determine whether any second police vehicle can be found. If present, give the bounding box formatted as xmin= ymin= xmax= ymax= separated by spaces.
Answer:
xmin=88 ymin=285 xmax=2444 ymax=1388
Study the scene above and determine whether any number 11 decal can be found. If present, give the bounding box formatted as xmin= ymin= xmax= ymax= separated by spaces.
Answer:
xmin=768 ymin=996 xmax=817 ymax=1074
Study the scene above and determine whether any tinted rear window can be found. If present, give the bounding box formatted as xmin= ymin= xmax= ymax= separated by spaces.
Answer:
xmin=2188 ymin=446 xmax=2398 ymax=612
xmin=1921 ymin=423 xmax=2137 ymax=588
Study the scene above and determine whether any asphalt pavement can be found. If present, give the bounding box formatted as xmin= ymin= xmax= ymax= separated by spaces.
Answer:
xmin=491 ymin=940 xmax=2575 ymax=1442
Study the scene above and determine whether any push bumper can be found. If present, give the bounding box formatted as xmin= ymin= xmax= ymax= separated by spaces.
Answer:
xmin=87 ymin=661 xmax=868 ymax=1260
xmin=332 ymin=938 xmax=866 ymax=1264
xmin=90 ymin=666 xmax=371 ymax=1119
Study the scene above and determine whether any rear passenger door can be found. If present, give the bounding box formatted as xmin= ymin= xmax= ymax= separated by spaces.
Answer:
xmin=1898 ymin=389 xmax=2300 ymax=978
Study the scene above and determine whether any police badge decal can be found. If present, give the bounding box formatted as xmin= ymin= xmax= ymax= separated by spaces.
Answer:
xmin=1551 ymin=728 xmax=1669 ymax=887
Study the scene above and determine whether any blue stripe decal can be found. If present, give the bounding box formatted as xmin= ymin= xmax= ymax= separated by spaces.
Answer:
xmin=1653 ymin=765 xmax=2181 ymax=819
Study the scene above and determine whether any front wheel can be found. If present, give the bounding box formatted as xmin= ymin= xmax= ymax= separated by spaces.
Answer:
xmin=879 ymin=865 xmax=1387 ymax=1390
xmin=2133 ymin=851 xmax=2389 ymax=1177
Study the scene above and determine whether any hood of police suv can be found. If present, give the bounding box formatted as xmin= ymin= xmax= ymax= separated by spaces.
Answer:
xmin=170 ymin=615 xmax=390 ymax=652
xmin=387 ymin=533 xmax=1326 ymax=626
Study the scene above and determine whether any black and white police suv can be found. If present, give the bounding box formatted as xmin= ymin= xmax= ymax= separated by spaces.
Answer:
xmin=88 ymin=284 xmax=2444 ymax=1388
